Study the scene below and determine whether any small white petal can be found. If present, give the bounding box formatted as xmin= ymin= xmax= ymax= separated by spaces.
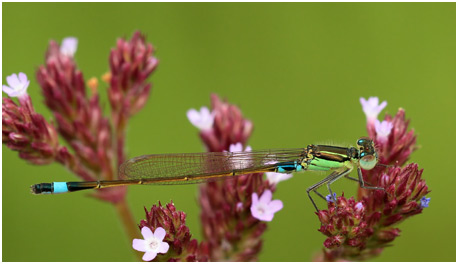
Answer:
xmin=141 ymin=227 xmax=154 ymax=239
xmin=375 ymin=120 xmax=393 ymax=143
xmin=2 ymin=85 xmax=14 ymax=94
xmin=250 ymin=203 xmax=265 ymax=220
xmin=18 ymin=72 xmax=28 ymax=83
xmin=132 ymin=239 xmax=147 ymax=252
xmin=268 ymin=200 xmax=283 ymax=213
xmin=199 ymin=106 xmax=210 ymax=117
xmin=262 ymin=213 xmax=274 ymax=221
xmin=158 ymin=242 xmax=169 ymax=254
xmin=266 ymin=172 xmax=293 ymax=185
xmin=60 ymin=37 xmax=78 ymax=56
xmin=229 ymin=143 xmax=243 ymax=152
xmin=142 ymin=251 xmax=158 ymax=261
xmin=153 ymin=227 xmax=166 ymax=241
xmin=251 ymin=192 xmax=259 ymax=204
xmin=6 ymin=74 xmax=20 ymax=88
xmin=186 ymin=107 xmax=214 ymax=130
xmin=187 ymin=109 xmax=201 ymax=124
xmin=360 ymin=97 xmax=387 ymax=122
xmin=259 ymin=190 xmax=272 ymax=204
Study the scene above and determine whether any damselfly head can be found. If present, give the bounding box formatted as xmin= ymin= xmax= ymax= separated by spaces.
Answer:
xmin=356 ymin=137 xmax=378 ymax=170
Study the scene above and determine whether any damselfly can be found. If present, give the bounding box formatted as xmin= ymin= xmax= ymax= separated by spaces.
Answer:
xmin=31 ymin=137 xmax=383 ymax=211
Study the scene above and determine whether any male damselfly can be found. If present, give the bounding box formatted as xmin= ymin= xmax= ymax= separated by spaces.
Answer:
xmin=31 ymin=137 xmax=383 ymax=211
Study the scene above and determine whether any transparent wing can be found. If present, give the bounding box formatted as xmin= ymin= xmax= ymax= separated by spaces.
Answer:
xmin=119 ymin=149 xmax=305 ymax=185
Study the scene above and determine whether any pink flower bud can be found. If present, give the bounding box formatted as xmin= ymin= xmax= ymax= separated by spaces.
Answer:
xmin=8 ymin=132 xmax=28 ymax=143
xmin=317 ymin=210 xmax=330 ymax=223
xmin=377 ymin=228 xmax=400 ymax=242
xmin=400 ymin=201 xmax=419 ymax=214
xmin=383 ymin=213 xmax=403 ymax=226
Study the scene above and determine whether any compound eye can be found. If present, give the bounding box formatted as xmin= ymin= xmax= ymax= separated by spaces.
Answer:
xmin=360 ymin=155 xmax=377 ymax=170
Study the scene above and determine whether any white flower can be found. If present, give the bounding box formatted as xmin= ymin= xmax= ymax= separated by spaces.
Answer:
xmin=60 ymin=37 xmax=78 ymax=57
xmin=375 ymin=119 xmax=393 ymax=143
xmin=228 ymin=143 xmax=252 ymax=169
xmin=360 ymin=97 xmax=387 ymax=123
xmin=2 ymin=72 xmax=30 ymax=98
xmin=132 ymin=227 xmax=169 ymax=261
xmin=186 ymin=106 xmax=215 ymax=131
xmin=250 ymin=190 xmax=283 ymax=221
xmin=265 ymin=172 xmax=293 ymax=186
xmin=229 ymin=142 xmax=251 ymax=152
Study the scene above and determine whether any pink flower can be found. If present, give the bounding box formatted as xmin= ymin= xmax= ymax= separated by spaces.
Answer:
xmin=187 ymin=106 xmax=215 ymax=131
xmin=250 ymin=190 xmax=283 ymax=221
xmin=132 ymin=227 xmax=169 ymax=261
xmin=60 ymin=37 xmax=78 ymax=57
xmin=265 ymin=172 xmax=293 ymax=186
xmin=360 ymin=97 xmax=387 ymax=123
xmin=2 ymin=72 xmax=30 ymax=98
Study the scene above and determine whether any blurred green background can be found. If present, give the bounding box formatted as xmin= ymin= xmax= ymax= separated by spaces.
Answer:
xmin=2 ymin=2 xmax=455 ymax=262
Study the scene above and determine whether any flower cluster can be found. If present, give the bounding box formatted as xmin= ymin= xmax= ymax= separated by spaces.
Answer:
xmin=195 ymin=95 xmax=282 ymax=261
xmin=134 ymin=94 xmax=288 ymax=261
xmin=3 ymin=32 xmax=158 ymax=260
xmin=3 ymin=88 xmax=60 ymax=165
xmin=316 ymin=97 xmax=430 ymax=261
xmin=108 ymin=31 xmax=158 ymax=165
xmin=3 ymin=32 xmax=158 ymax=203
xmin=137 ymin=202 xmax=210 ymax=261
xmin=192 ymin=94 xmax=254 ymax=152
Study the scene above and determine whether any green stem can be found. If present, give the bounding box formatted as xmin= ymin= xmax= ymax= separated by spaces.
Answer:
xmin=114 ymin=199 xmax=143 ymax=261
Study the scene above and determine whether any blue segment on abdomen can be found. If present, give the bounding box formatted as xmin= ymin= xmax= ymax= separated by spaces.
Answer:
xmin=276 ymin=161 xmax=302 ymax=173
xmin=53 ymin=182 xmax=69 ymax=193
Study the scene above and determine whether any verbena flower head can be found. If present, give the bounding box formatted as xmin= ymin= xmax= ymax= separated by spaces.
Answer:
xmin=60 ymin=37 xmax=78 ymax=57
xmin=2 ymin=96 xmax=60 ymax=165
xmin=195 ymin=94 xmax=253 ymax=152
xmin=195 ymin=94 xmax=274 ymax=261
xmin=139 ymin=201 xmax=209 ymax=261
xmin=317 ymin=195 xmax=380 ymax=251
xmin=360 ymin=97 xmax=387 ymax=124
xmin=3 ymin=72 xmax=30 ymax=98
xmin=316 ymin=97 xmax=430 ymax=261
xmin=265 ymin=172 xmax=293 ymax=186
xmin=3 ymin=31 xmax=161 ymax=260
xmin=108 ymin=31 xmax=158 ymax=118
xmin=187 ymin=106 xmax=215 ymax=131
xmin=133 ymin=227 xmax=169 ymax=261
xmin=250 ymin=190 xmax=283 ymax=221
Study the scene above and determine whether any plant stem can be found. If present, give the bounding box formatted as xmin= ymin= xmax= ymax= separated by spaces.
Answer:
xmin=114 ymin=198 xmax=143 ymax=261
